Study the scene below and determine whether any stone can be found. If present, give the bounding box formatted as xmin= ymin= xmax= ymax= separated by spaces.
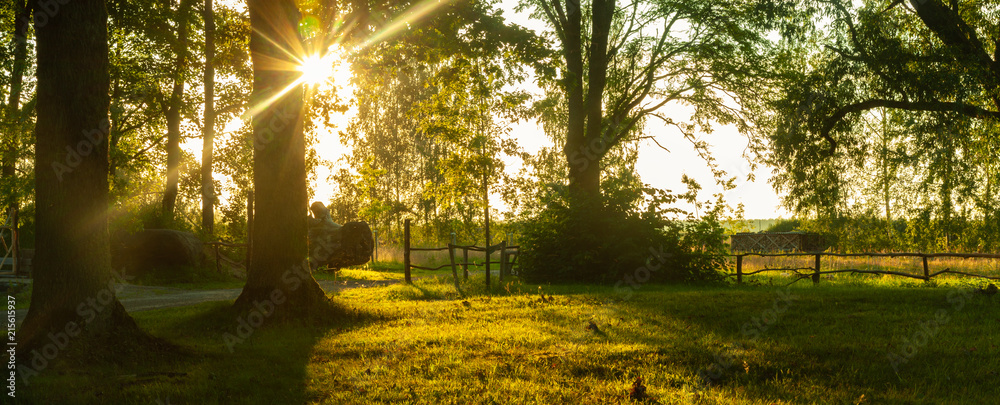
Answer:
xmin=307 ymin=202 xmax=373 ymax=271
xmin=112 ymin=229 xmax=206 ymax=274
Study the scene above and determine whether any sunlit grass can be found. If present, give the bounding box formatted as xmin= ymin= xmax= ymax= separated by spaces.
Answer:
xmin=20 ymin=275 xmax=1000 ymax=404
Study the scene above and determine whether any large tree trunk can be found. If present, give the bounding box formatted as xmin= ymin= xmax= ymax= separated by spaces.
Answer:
xmin=560 ymin=0 xmax=588 ymax=201
xmin=161 ymin=0 xmax=195 ymax=220
xmin=20 ymin=0 xmax=142 ymax=355
xmin=201 ymin=0 xmax=216 ymax=234
xmin=234 ymin=0 xmax=327 ymax=313
xmin=560 ymin=0 xmax=614 ymax=205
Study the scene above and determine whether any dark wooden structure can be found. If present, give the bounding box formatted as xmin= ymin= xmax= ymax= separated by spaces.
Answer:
xmin=730 ymin=232 xmax=828 ymax=253
xmin=732 ymin=251 xmax=1000 ymax=285
xmin=403 ymin=219 xmax=518 ymax=289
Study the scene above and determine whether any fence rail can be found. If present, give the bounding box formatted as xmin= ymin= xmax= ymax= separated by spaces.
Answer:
xmin=204 ymin=241 xmax=248 ymax=275
xmin=402 ymin=219 xmax=519 ymax=290
xmin=732 ymin=252 xmax=1000 ymax=285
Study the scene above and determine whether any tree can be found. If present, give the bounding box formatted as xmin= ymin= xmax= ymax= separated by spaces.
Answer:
xmin=767 ymin=0 xmax=1000 ymax=251
xmin=161 ymin=0 xmax=195 ymax=220
xmin=802 ymin=0 xmax=1000 ymax=149
xmin=528 ymin=0 xmax=783 ymax=207
xmin=19 ymin=0 xmax=144 ymax=353
xmin=2 ymin=0 xmax=30 ymax=273
xmin=334 ymin=0 xmax=540 ymax=242
xmin=202 ymin=0 xmax=216 ymax=234
xmin=234 ymin=0 xmax=327 ymax=312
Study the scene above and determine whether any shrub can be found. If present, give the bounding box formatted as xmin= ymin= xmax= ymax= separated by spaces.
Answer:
xmin=518 ymin=188 xmax=728 ymax=285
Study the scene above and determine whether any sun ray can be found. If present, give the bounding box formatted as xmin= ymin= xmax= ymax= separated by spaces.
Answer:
xmin=242 ymin=78 xmax=303 ymax=121
xmin=252 ymin=27 xmax=305 ymax=69
xmin=357 ymin=0 xmax=453 ymax=50
xmin=245 ymin=0 xmax=451 ymax=120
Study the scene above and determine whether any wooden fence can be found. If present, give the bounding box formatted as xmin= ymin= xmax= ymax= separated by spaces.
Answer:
xmin=732 ymin=252 xmax=1000 ymax=285
xmin=204 ymin=241 xmax=248 ymax=275
xmin=0 ymin=207 xmax=24 ymax=276
xmin=730 ymin=232 xmax=828 ymax=252
xmin=402 ymin=219 xmax=519 ymax=290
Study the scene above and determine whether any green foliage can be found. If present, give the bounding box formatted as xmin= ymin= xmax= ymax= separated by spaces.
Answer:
xmin=330 ymin=0 xmax=545 ymax=246
xmin=768 ymin=0 xmax=1000 ymax=248
xmin=795 ymin=214 xmax=1000 ymax=253
xmin=765 ymin=219 xmax=801 ymax=233
xmin=518 ymin=181 xmax=729 ymax=284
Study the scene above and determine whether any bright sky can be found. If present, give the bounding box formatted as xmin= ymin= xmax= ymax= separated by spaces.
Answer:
xmin=191 ymin=0 xmax=789 ymax=220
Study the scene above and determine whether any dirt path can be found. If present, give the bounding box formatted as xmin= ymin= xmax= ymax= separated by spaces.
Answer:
xmin=13 ymin=278 xmax=400 ymax=326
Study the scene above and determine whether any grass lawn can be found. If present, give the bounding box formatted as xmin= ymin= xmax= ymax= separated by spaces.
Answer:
xmin=16 ymin=274 xmax=1000 ymax=404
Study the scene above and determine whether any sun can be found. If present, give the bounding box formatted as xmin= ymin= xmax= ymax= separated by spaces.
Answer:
xmin=297 ymin=53 xmax=336 ymax=85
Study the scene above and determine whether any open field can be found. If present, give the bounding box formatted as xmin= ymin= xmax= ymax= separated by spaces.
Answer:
xmin=17 ymin=271 xmax=1000 ymax=404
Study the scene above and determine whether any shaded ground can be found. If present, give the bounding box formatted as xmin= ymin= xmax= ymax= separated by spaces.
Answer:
xmin=12 ymin=278 xmax=400 ymax=326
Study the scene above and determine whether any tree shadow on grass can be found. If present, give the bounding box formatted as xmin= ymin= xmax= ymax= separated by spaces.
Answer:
xmin=19 ymin=297 xmax=389 ymax=405
xmin=541 ymin=283 xmax=1000 ymax=404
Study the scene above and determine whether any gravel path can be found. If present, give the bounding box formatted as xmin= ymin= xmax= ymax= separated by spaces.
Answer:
xmin=12 ymin=278 xmax=400 ymax=326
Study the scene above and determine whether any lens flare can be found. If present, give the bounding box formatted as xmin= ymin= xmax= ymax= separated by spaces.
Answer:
xmin=297 ymin=53 xmax=336 ymax=85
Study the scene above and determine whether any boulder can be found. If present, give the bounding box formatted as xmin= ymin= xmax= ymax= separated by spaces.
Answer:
xmin=307 ymin=202 xmax=373 ymax=271
xmin=324 ymin=221 xmax=374 ymax=269
xmin=113 ymin=229 xmax=206 ymax=273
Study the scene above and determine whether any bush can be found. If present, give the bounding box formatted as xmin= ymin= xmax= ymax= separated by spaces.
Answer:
xmin=518 ymin=190 xmax=729 ymax=285
xmin=765 ymin=218 xmax=800 ymax=233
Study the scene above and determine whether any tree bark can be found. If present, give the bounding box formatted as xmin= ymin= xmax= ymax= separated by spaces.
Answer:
xmin=20 ymin=0 xmax=141 ymax=354
xmin=558 ymin=0 xmax=615 ymax=204
xmin=201 ymin=0 xmax=216 ymax=234
xmin=559 ymin=0 xmax=589 ymax=202
xmin=234 ymin=0 xmax=328 ymax=313
xmin=161 ymin=0 xmax=195 ymax=220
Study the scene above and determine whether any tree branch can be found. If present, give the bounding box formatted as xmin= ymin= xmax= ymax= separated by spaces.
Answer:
xmin=822 ymin=99 xmax=1000 ymax=153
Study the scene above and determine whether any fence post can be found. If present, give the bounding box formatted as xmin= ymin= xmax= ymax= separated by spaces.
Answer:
xmin=736 ymin=255 xmax=743 ymax=284
xmin=923 ymin=255 xmax=929 ymax=281
xmin=462 ymin=247 xmax=469 ymax=280
xmin=11 ymin=207 xmax=19 ymax=275
xmin=485 ymin=220 xmax=491 ymax=289
xmin=404 ymin=219 xmax=411 ymax=284
xmin=372 ymin=228 xmax=378 ymax=263
xmin=498 ymin=240 xmax=507 ymax=282
xmin=448 ymin=243 xmax=462 ymax=293
xmin=813 ymin=253 xmax=821 ymax=284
